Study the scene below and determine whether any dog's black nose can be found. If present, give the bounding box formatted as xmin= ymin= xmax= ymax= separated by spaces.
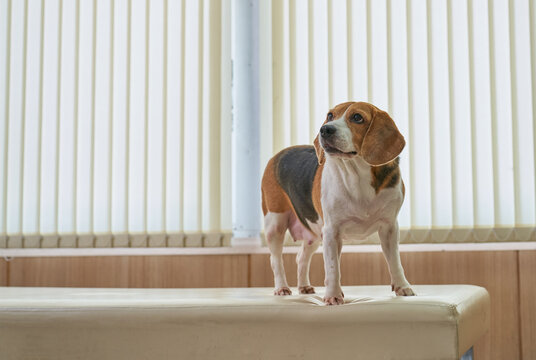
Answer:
xmin=320 ymin=125 xmax=336 ymax=138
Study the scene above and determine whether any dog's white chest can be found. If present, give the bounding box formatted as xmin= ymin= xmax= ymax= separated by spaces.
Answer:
xmin=321 ymin=157 xmax=402 ymax=239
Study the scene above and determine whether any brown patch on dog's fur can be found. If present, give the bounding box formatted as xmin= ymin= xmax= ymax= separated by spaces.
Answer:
xmin=261 ymin=156 xmax=293 ymax=215
xmin=313 ymin=135 xmax=325 ymax=165
xmin=360 ymin=109 xmax=405 ymax=166
xmin=342 ymin=103 xmax=375 ymax=152
xmin=370 ymin=157 xmax=401 ymax=194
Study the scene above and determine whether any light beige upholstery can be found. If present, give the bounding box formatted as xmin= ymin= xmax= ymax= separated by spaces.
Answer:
xmin=0 ymin=285 xmax=489 ymax=360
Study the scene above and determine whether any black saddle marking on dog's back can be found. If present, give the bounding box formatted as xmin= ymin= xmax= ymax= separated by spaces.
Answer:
xmin=275 ymin=146 xmax=319 ymax=230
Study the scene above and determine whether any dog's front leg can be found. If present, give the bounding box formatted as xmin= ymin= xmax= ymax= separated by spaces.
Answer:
xmin=378 ymin=222 xmax=415 ymax=296
xmin=322 ymin=226 xmax=344 ymax=305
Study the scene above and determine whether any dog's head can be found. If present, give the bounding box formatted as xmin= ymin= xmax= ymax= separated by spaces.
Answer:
xmin=313 ymin=102 xmax=405 ymax=166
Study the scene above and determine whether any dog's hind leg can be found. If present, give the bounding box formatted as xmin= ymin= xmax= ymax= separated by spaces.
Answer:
xmin=296 ymin=237 xmax=320 ymax=294
xmin=264 ymin=211 xmax=292 ymax=295
xmin=287 ymin=213 xmax=322 ymax=294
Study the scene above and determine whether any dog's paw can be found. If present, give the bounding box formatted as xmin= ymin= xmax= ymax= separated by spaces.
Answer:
xmin=298 ymin=285 xmax=315 ymax=294
xmin=274 ymin=287 xmax=292 ymax=296
xmin=392 ymin=284 xmax=415 ymax=296
xmin=323 ymin=288 xmax=344 ymax=305
xmin=323 ymin=295 xmax=344 ymax=305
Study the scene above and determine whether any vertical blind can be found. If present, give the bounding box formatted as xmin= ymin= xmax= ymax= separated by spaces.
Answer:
xmin=0 ymin=0 xmax=232 ymax=247
xmin=1 ymin=0 xmax=535 ymax=248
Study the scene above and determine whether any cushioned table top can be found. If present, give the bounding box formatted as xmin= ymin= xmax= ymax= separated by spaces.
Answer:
xmin=0 ymin=285 xmax=489 ymax=360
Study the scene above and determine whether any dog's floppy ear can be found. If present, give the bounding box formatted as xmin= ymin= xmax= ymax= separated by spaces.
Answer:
xmin=313 ymin=134 xmax=325 ymax=166
xmin=360 ymin=111 xmax=405 ymax=166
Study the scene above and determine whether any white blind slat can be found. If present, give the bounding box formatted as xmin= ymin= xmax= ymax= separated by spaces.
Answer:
xmin=220 ymin=0 xmax=232 ymax=231
xmin=111 ymin=0 xmax=128 ymax=233
xmin=429 ymin=0 xmax=453 ymax=227
xmin=40 ymin=0 xmax=61 ymax=235
xmin=310 ymin=0 xmax=329 ymax=132
xmin=147 ymin=0 xmax=164 ymax=233
xmin=449 ymin=0 xmax=474 ymax=227
xmin=6 ymin=0 xmax=25 ymax=234
xmin=290 ymin=0 xmax=310 ymax=145
xmin=127 ymin=0 xmax=147 ymax=233
xmin=370 ymin=0 xmax=388 ymax=110
xmin=183 ymin=0 xmax=201 ymax=232
xmin=201 ymin=0 xmax=210 ymax=230
xmin=23 ymin=0 xmax=43 ymax=234
xmin=328 ymin=0 xmax=348 ymax=106
xmin=93 ymin=0 xmax=112 ymax=233
xmin=271 ymin=0 xmax=291 ymax=152
xmin=201 ymin=0 xmax=222 ymax=231
xmin=164 ymin=0 xmax=183 ymax=233
xmin=259 ymin=0 xmax=273 ymax=169
xmin=470 ymin=0 xmax=495 ymax=227
xmin=349 ymin=0 xmax=368 ymax=103
xmin=490 ymin=0 xmax=515 ymax=226
xmin=408 ymin=0 xmax=432 ymax=228
xmin=0 ymin=0 xmax=9 ymax=235
xmin=76 ymin=0 xmax=95 ymax=234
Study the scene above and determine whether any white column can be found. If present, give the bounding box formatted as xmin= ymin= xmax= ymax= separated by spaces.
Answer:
xmin=231 ymin=0 xmax=262 ymax=246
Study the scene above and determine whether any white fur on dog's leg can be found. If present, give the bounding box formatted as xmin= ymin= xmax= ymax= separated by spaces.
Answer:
xmin=269 ymin=244 xmax=290 ymax=294
xmin=265 ymin=212 xmax=291 ymax=295
xmin=379 ymin=222 xmax=415 ymax=296
xmin=296 ymin=238 xmax=320 ymax=294
xmin=322 ymin=227 xmax=345 ymax=305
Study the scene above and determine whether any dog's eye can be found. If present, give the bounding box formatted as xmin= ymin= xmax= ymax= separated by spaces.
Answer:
xmin=351 ymin=113 xmax=364 ymax=124
xmin=327 ymin=112 xmax=333 ymax=122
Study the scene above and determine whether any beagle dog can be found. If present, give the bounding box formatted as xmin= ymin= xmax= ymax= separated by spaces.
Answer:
xmin=261 ymin=101 xmax=414 ymax=305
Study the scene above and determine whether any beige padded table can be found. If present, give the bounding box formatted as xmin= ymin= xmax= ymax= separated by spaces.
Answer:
xmin=0 ymin=285 xmax=489 ymax=360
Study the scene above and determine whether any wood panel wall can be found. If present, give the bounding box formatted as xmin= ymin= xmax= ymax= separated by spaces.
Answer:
xmin=1 ymin=250 xmax=534 ymax=360
xmin=5 ymin=255 xmax=249 ymax=288
xmin=0 ymin=258 xmax=6 ymax=286
xmin=519 ymin=250 xmax=536 ymax=360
